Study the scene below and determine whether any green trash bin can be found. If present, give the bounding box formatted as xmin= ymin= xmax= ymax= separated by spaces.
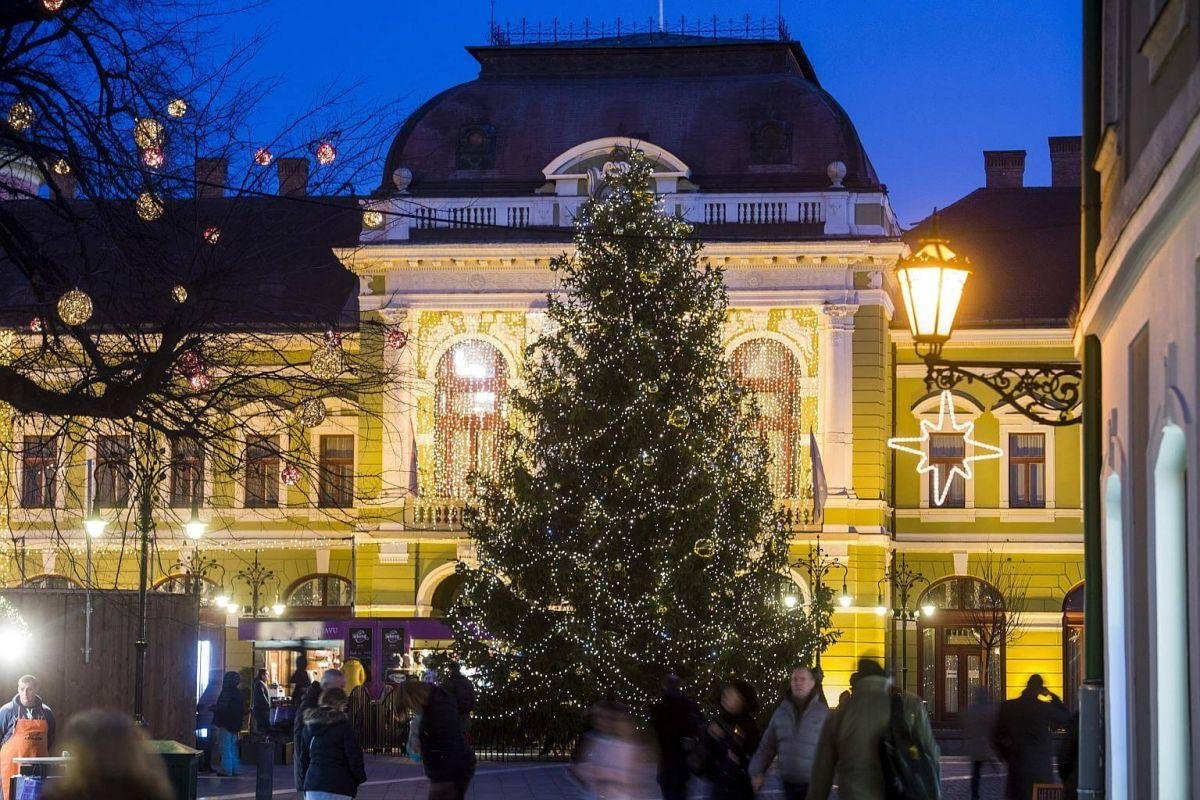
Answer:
xmin=146 ymin=740 xmax=200 ymax=800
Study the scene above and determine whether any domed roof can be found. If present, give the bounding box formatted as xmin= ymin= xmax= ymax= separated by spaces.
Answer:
xmin=380 ymin=35 xmax=880 ymax=196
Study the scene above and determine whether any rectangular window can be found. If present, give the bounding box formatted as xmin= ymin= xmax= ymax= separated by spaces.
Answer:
xmin=244 ymin=435 xmax=280 ymax=508
xmin=1008 ymin=432 xmax=1046 ymax=507
xmin=95 ymin=435 xmax=131 ymax=508
xmin=20 ymin=436 xmax=57 ymax=509
xmin=928 ymin=433 xmax=966 ymax=507
xmin=318 ymin=435 xmax=354 ymax=508
xmin=169 ymin=436 xmax=204 ymax=508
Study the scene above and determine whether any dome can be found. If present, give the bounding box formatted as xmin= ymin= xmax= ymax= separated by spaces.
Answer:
xmin=379 ymin=35 xmax=880 ymax=197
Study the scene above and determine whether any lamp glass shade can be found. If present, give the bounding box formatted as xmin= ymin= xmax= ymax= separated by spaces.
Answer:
xmin=838 ymin=592 xmax=853 ymax=608
xmin=184 ymin=517 xmax=207 ymax=540
xmin=272 ymin=602 xmax=285 ymax=617
xmin=896 ymin=263 xmax=969 ymax=343
xmin=214 ymin=594 xmax=229 ymax=609
xmin=921 ymin=603 xmax=937 ymax=618
xmin=874 ymin=604 xmax=888 ymax=617
xmin=782 ymin=594 xmax=798 ymax=609
xmin=83 ymin=518 xmax=106 ymax=538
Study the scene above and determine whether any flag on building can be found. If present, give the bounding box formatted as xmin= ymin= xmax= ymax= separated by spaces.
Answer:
xmin=810 ymin=429 xmax=828 ymax=524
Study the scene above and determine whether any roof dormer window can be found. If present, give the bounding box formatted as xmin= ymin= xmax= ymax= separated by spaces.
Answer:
xmin=750 ymin=119 xmax=792 ymax=165
xmin=457 ymin=124 xmax=496 ymax=169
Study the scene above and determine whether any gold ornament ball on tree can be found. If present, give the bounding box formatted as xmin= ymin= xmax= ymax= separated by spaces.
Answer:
xmin=166 ymin=98 xmax=188 ymax=118
xmin=638 ymin=268 xmax=661 ymax=285
xmin=362 ymin=210 xmax=384 ymax=229
xmin=310 ymin=345 xmax=345 ymax=380
xmin=668 ymin=407 xmax=691 ymax=428
xmin=56 ymin=289 xmax=93 ymax=326
xmin=133 ymin=117 xmax=164 ymax=148
xmin=693 ymin=538 xmax=716 ymax=559
xmin=297 ymin=398 xmax=327 ymax=428
xmin=171 ymin=285 xmax=188 ymax=304
xmin=136 ymin=192 xmax=163 ymax=221
xmin=640 ymin=451 xmax=655 ymax=467
xmin=8 ymin=102 xmax=34 ymax=132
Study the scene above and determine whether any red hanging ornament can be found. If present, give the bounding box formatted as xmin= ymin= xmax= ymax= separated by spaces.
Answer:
xmin=253 ymin=147 xmax=273 ymax=166
xmin=386 ymin=327 xmax=408 ymax=351
xmin=29 ymin=316 xmax=43 ymax=333
xmin=315 ymin=141 xmax=337 ymax=165
xmin=141 ymin=146 xmax=164 ymax=169
xmin=281 ymin=465 xmax=301 ymax=486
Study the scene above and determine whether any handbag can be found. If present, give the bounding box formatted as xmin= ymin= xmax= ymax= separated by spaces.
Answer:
xmin=880 ymin=692 xmax=940 ymax=800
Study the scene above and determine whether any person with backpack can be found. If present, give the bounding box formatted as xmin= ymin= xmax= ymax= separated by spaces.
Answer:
xmin=807 ymin=658 xmax=940 ymax=800
xmin=749 ymin=665 xmax=829 ymax=800
xmin=297 ymin=687 xmax=367 ymax=799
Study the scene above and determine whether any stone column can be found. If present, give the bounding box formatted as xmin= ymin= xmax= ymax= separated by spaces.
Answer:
xmin=378 ymin=308 xmax=417 ymax=505
xmin=818 ymin=302 xmax=857 ymax=497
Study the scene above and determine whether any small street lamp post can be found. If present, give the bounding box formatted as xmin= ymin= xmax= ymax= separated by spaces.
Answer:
xmin=235 ymin=551 xmax=280 ymax=619
xmin=792 ymin=535 xmax=852 ymax=676
xmin=878 ymin=553 xmax=929 ymax=693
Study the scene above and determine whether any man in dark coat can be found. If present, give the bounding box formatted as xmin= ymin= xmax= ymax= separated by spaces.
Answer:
xmin=993 ymin=674 xmax=1073 ymax=800
xmin=293 ymin=669 xmax=344 ymax=799
xmin=419 ymin=685 xmax=476 ymax=799
xmin=441 ymin=663 xmax=476 ymax=733
xmin=297 ymin=690 xmax=366 ymax=798
xmin=251 ymin=669 xmax=271 ymax=737
xmin=650 ymin=674 xmax=701 ymax=800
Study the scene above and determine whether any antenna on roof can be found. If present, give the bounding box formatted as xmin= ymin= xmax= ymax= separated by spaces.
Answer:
xmin=658 ymin=0 xmax=664 ymax=32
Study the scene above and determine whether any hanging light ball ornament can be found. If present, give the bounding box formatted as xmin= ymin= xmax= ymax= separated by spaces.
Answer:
xmin=171 ymin=284 xmax=188 ymax=304
xmin=693 ymin=538 xmax=715 ymax=559
xmin=52 ymin=158 xmax=70 ymax=175
xmin=202 ymin=225 xmax=221 ymax=245
xmin=29 ymin=316 xmax=43 ymax=333
xmin=8 ymin=102 xmax=34 ymax=132
xmin=297 ymin=398 xmax=327 ymax=428
xmin=133 ymin=117 xmax=164 ymax=148
xmin=56 ymin=288 xmax=93 ymax=326
xmin=545 ymin=377 xmax=561 ymax=395
xmin=638 ymin=268 xmax=661 ymax=286
xmin=385 ymin=327 xmax=408 ymax=351
xmin=315 ymin=141 xmax=337 ymax=165
xmin=188 ymin=369 xmax=212 ymax=391
xmin=281 ymin=465 xmax=301 ymax=486
xmin=640 ymin=451 xmax=656 ymax=467
xmin=166 ymin=98 xmax=188 ymax=118
xmin=253 ymin=147 xmax=273 ymax=166
xmin=42 ymin=0 xmax=64 ymax=11
xmin=136 ymin=191 xmax=164 ymax=221
xmin=310 ymin=345 xmax=345 ymax=380
xmin=362 ymin=209 xmax=384 ymax=229
xmin=668 ymin=407 xmax=691 ymax=428
xmin=141 ymin=146 xmax=164 ymax=169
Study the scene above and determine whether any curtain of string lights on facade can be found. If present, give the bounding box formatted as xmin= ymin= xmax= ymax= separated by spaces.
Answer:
xmin=433 ymin=339 xmax=510 ymax=497
xmin=730 ymin=338 xmax=811 ymax=499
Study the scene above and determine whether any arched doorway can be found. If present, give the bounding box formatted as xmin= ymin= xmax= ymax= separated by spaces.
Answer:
xmin=917 ymin=576 xmax=1005 ymax=725
xmin=1062 ymin=582 xmax=1084 ymax=711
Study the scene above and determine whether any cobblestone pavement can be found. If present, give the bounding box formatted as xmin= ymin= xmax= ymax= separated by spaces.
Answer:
xmin=199 ymin=755 xmax=1010 ymax=799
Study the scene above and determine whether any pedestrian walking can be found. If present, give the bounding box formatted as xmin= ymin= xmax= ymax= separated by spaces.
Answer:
xmin=441 ymin=663 xmax=476 ymax=734
xmin=196 ymin=669 xmax=222 ymax=772
xmin=649 ymin=674 xmax=701 ymax=800
xmin=993 ymin=674 xmax=1072 ymax=800
xmin=212 ymin=670 xmax=245 ymax=777
xmin=961 ymin=686 xmax=998 ymax=800
xmin=0 ymin=674 xmax=55 ymax=800
xmin=396 ymin=679 xmax=476 ymax=800
xmin=697 ymin=680 xmax=761 ymax=800
xmin=574 ymin=700 xmax=643 ymax=800
xmin=252 ymin=668 xmax=272 ymax=738
xmin=40 ymin=709 xmax=172 ymax=800
xmin=749 ymin=665 xmax=829 ymax=800
xmin=808 ymin=658 xmax=940 ymax=800
xmin=296 ymin=687 xmax=367 ymax=800
xmin=292 ymin=652 xmax=313 ymax=705
xmin=294 ymin=669 xmax=347 ymax=799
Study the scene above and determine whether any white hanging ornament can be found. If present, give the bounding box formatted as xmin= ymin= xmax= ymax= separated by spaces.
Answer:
xmin=167 ymin=98 xmax=188 ymax=118
xmin=310 ymin=344 xmax=345 ymax=380
xmin=136 ymin=192 xmax=164 ymax=221
xmin=56 ymin=288 xmax=93 ymax=326
xmin=886 ymin=389 xmax=1003 ymax=506
xmin=297 ymin=398 xmax=327 ymax=428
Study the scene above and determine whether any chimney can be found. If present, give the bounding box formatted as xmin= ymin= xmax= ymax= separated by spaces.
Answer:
xmin=1048 ymin=136 xmax=1082 ymax=187
xmin=983 ymin=150 xmax=1026 ymax=189
xmin=276 ymin=157 xmax=308 ymax=197
xmin=195 ymin=157 xmax=228 ymax=198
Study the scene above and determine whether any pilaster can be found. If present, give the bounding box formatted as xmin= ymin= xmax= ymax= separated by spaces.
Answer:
xmin=819 ymin=302 xmax=858 ymax=497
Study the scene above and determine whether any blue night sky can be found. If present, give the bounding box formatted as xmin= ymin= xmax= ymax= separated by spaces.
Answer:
xmin=222 ymin=0 xmax=1081 ymax=227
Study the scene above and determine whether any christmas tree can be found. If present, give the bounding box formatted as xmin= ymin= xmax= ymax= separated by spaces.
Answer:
xmin=447 ymin=151 xmax=833 ymax=727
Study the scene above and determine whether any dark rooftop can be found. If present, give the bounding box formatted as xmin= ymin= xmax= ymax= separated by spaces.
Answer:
xmin=903 ymin=187 xmax=1080 ymax=328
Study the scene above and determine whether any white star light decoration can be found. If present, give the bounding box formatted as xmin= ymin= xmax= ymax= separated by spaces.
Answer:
xmin=887 ymin=390 xmax=1003 ymax=506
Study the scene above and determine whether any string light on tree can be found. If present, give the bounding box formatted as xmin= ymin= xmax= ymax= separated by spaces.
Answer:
xmin=136 ymin=192 xmax=163 ymax=221
xmin=281 ymin=465 xmax=301 ymax=486
xmin=42 ymin=0 xmax=65 ymax=11
xmin=56 ymin=288 xmax=93 ymax=326
xmin=52 ymin=159 xmax=70 ymax=175
xmin=141 ymin=146 xmax=164 ymax=169
xmin=887 ymin=389 xmax=1003 ymax=506
xmin=133 ymin=118 xmax=164 ymax=148
xmin=202 ymin=225 xmax=221 ymax=245
xmin=7 ymin=102 xmax=34 ymax=132
xmin=29 ymin=317 xmax=42 ymax=333
xmin=171 ymin=285 xmax=188 ymax=304
xmin=385 ymin=327 xmax=408 ymax=350
xmin=166 ymin=98 xmax=188 ymax=118
xmin=310 ymin=343 xmax=345 ymax=380
xmin=362 ymin=210 xmax=384 ymax=229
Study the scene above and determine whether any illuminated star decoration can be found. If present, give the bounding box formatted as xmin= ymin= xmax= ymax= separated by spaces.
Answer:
xmin=887 ymin=389 xmax=1003 ymax=506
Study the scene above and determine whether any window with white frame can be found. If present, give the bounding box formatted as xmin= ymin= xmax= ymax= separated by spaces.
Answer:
xmin=1008 ymin=433 xmax=1046 ymax=508
xmin=95 ymin=434 xmax=131 ymax=508
xmin=169 ymin=436 xmax=204 ymax=508
xmin=245 ymin=434 xmax=280 ymax=508
xmin=318 ymin=434 xmax=354 ymax=508
xmin=928 ymin=433 xmax=966 ymax=508
xmin=20 ymin=435 xmax=58 ymax=509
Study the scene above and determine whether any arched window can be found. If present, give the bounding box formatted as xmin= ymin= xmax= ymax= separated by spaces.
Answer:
xmin=433 ymin=340 xmax=509 ymax=498
xmin=731 ymin=339 xmax=805 ymax=498
xmin=286 ymin=574 xmax=353 ymax=608
xmin=1062 ymin=582 xmax=1084 ymax=711
xmin=917 ymin=576 xmax=1005 ymax=725
xmin=155 ymin=574 xmax=221 ymax=606
xmin=20 ymin=574 xmax=82 ymax=589
xmin=430 ymin=572 xmax=465 ymax=618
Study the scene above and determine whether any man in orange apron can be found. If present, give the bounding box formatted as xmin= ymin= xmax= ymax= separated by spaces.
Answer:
xmin=0 ymin=676 xmax=53 ymax=800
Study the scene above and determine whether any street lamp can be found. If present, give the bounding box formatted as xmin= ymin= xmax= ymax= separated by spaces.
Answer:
xmin=792 ymin=534 xmax=851 ymax=675
xmin=878 ymin=553 xmax=929 ymax=693
xmin=235 ymin=550 xmax=278 ymax=619
xmin=183 ymin=508 xmax=207 ymax=540
xmin=896 ymin=222 xmax=1083 ymax=426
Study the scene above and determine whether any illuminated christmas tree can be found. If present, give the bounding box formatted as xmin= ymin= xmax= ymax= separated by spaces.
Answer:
xmin=448 ymin=151 xmax=833 ymax=728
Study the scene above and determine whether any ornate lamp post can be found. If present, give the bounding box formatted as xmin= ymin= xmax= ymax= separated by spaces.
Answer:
xmin=792 ymin=535 xmax=852 ymax=675
xmin=877 ymin=553 xmax=929 ymax=693
xmin=168 ymin=549 xmax=225 ymax=604
xmin=896 ymin=225 xmax=1083 ymax=426
xmin=234 ymin=551 xmax=282 ymax=618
